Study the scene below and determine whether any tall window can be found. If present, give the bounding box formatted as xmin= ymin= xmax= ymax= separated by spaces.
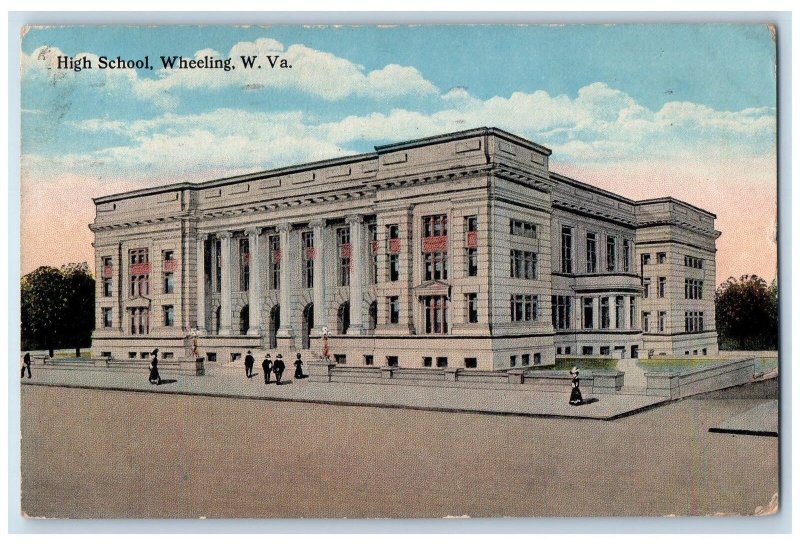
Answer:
xmin=622 ymin=239 xmax=631 ymax=272
xmin=615 ymin=296 xmax=625 ymax=329
xmin=423 ymin=214 xmax=448 ymax=237
xmin=466 ymin=293 xmax=478 ymax=323
xmin=466 ymin=248 xmax=478 ymax=277
xmin=239 ymin=238 xmax=250 ymax=291
xmin=642 ymin=311 xmax=651 ymax=333
xmin=388 ymin=224 xmax=400 ymax=281
xmin=600 ymin=297 xmax=610 ymax=329
xmin=510 ymin=249 xmax=537 ymax=280
xmin=684 ymin=311 xmax=705 ymax=332
xmin=423 ymin=295 xmax=448 ymax=334
xmin=388 ymin=254 xmax=400 ymax=282
xmin=368 ymin=223 xmax=378 ymax=285
xmin=510 ymin=294 xmax=538 ymax=322
xmin=102 ymin=277 xmax=113 ymax=297
xmin=337 ymin=227 xmax=351 ymax=286
xmin=130 ymin=307 xmax=149 ymax=335
xmin=606 ymin=236 xmax=616 ymax=272
xmin=561 ymin=226 xmax=573 ymax=273
xmin=685 ymin=279 xmax=704 ymax=299
xmin=389 ymin=296 xmax=400 ymax=324
xmin=552 ymin=295 xmax=571 ymax=330
xmin=658 ymin=311 xmax=667 ymax=332
xmin=586 ymin=232 xmax=597 ymax=273
xmin=643 ymin=277 xmax=651 ymax=298
xmin=129 ymin=248 xmax=150 ymax=297
xmin=163 ymin=305 xmax=174 ymax=327
xmin=302 ymin=231 xmax=314 ymax=289
xmin=214 ymin=239 xmax=222 ymax=293
xmin=163 ymin=272 xmax=174 ymax=294
xmin=629 ymin=297 xmax=637 ymax=328
xmin=102 ymin=307 xmax=112 ymax=328
xmin=424 ymin=252 xmax=448 ymax=281
xmin=465 ymin=215 xmax=478 ymax=278
xmin=269 ymin=235 xmax=280 ymax=290
xmin=658 ymin=277 xmax=667 ymax=298
xmin=582 ymin=297 xmax=594 ymax=329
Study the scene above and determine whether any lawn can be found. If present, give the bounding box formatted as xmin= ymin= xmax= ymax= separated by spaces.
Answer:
xmin=553 ymin=357 xmax=618 ymax=370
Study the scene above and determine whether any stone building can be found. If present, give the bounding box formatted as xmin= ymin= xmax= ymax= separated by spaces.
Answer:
xmin=90 ymin=127 xmax=719 ymax=368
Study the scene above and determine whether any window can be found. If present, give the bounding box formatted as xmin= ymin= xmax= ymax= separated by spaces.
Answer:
xmin=564 ymin=347 xmax=572 ymax=355
xmin=128 ymin=352 xmax=137 ymax=359
xmin=214 ymin=239 xmax=222 ymax=293
xmin=582 ymin=346 xmax=594 ymax=356
xmin=510 ymin=249 xmax=537 ymax=280
xmin=643 ymin=278 xmax=651 ymax=298
xmin=436 ymin=357 xmax=448 ymax=368
xmin=615 ymin=296 xmax=625 ymax=329
xmin=622 ymin=239 xmax=631 ymax=272
xmin=335 ymin=354 xmax=347 ymax=365
xmin=552 ymin=295 xmax=571 ymax=330
xmin=129 ymin=248 xmax=150 ymax=297
xmin=102 ymin=307 xmax=112 ymax=328
xmin=684 ymin=311 xmax=705 ymax=332
xmin=685 ymin=279 xmax=704 ymax=300
xmin=606 ymin=236 xmax=617 ymax=272
xmin=101 ymin=351 xmax=112 ymax=359
xmin=102 ymin=277 xmax=112 ymax=297
xmin=510 ymin=294 xmax=538 ymax=322
xmin=658 ymin=311 xmax=667 ymax=332
xmin=642 ymin=254 xmax=651 ymax=265
xmin=561 ymin=226 xmax=573 ymax=273
xmin=586 ymin=232 xmax=597 ymax=273
xmin=423 ymin=214 xmax=448 ymax=237
xmin=364 ymin=355 xmax=374 ymax=366
xmin=629 ymin=297 xmax=637 ymax=328
xmin=466 ymin=248 xmax=478 ymax=277
xmin=368 ymin=223 xmax=378 ymax=285
xmin=423 ymin=296 xmax=449 ymax=334
xmin=464 ymin=358 xmax=477 ymax=368
xmin=510 ymin=219 xmax=536 ymax=238
xmin=129 ymin=248 xmax=148 ymax=265
xmin=206 ymin=352 xmax=217 ymax=362
xmin=388 ymin=224 xmax=400 ymax=240
xmin=269 ymin=235 xmax=280 ymax=290
xmin=600 ymin=346 xmax=610 ymax=356
xmin=582 ymin=297 xmax=594 ymax=329
xmin=163 ymin=272 xmax=174 ymax=294
xmin=509 ymin=355 xmax=517 ymax=367
xmin=302 ymin=231 xmax=314 ymax=289
xmin=239 ymin=238 xmax=250 ymax=291
xmin=389 ymin=296 xmax=400 ymax=324
xmin=642 ymin=312 xmax=651 ymax=333
xmin=423 ymin=357 xmax=433 ymax=367
xmin=658 ymin=277 xmax=667 ymax=298
xmin=163 ymin=305 xmax=174 ymax=327
xmin=386 ymin=356 xmax=398 ymax=367
xmin=102 ymin=256 xmax=113 ymax=267
xmin=162 ymin=352 xmax=174 ymax=359
xmin=129 ymin=307 xmax=149 ymax=335
xmin=534 ymin=353 xmax=542 ymax=365
xmin=657 ymin=252 xmax=667 ymax=264
xmin=466 ymin=215 xmax=478 ymax=232
xmin=685 ymin=255 xmax=704 ymax=269
xmin=129 ymin=274 xmax=150 ymax=297
xmin=338 ymin=227 xmax=351 ymax=286
xmin=163 ymin=250 xmax=174 ymax=261
xmin=423 ymin=252 xmax=448 ymax=281
xmin=388 ymin=254 xmax=400 ymax=281
xmin=522 ymin=354 xmax=530 ymax=366
xmin=466 ymin=293 xmax=478 ymax=323
xmin=600 ymin=297 xmax=610 ymax=329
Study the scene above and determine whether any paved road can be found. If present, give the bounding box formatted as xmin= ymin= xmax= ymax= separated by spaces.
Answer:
xmin=20 ymin=379 xmax=778 ymax=518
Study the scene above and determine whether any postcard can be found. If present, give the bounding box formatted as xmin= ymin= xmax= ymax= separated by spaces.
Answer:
xmin=18 ymin=23 xmax=779 ymax=520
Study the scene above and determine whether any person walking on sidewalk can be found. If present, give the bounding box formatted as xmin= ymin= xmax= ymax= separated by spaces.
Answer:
xmin=273 ymin=354 xmax=286 ymax=385
xmin=294 ymin=353 xmax=306 ymax=379
xmin=569 ymin=366 xmax=583 ymax=406
xmin=244 ymin=350 xmax=255 ymax=378
xmin=262 ymin=353 xmax=273 ymax=384
xmin=21 ymin=352 xmax=31 ymax=379
xmin=149 ymin=349 xmax=162 ymax=385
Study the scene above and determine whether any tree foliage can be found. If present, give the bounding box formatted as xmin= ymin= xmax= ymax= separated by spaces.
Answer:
xmin=715 ymin=275 xmax=778 ymax=350
xmin=21 ymin=263 xmax=95 ymax=355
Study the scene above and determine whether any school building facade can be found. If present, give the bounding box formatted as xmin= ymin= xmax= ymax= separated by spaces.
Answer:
xmin=89 ymin=127 xmax=720 ymax=369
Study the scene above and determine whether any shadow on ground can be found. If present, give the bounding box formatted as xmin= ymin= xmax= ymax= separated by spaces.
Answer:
xmin=693 ymin=377 xmax=778 ymax=400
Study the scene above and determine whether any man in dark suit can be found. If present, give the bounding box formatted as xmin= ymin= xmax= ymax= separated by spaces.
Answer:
xmin=262 ymin=353 xmax=273 ymax=384
xmin=273 ymin=354 xmax=286 ymax=385
xmin=244 ymin=350 xmax=255 ymax=378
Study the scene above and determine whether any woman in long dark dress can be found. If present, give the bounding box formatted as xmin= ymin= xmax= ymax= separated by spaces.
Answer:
xmin=569 ymin=366 xmax=583 ymax=406
xmin=149 ymin=349 xmax=162 ymax=385
xmin=294 ymin=353 xmax=305 ymax=379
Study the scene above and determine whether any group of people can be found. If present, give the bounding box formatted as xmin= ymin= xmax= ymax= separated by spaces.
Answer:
xmin=244 ymin=351 xmax=307 ymax=385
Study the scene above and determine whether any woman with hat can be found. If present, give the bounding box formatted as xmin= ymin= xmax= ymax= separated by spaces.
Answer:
xmin=569 ymin=366 xmax=583 ymax=406
xmin=272 ymin=354 xmax=286 ymax=385
xmin=294 ymin=353 xmax=306 ymax=379
xmin=149 ymin=348 xmax=162 ymax=385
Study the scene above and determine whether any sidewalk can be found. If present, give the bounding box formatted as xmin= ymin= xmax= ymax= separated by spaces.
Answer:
xmin=21 ymin=365 xmax=670 ymax=420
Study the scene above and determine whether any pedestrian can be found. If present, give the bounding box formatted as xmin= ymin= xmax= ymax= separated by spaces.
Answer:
xmin=149 ymin=349 xmax=162 ymax=385
xmin=569 ymin=366 xmax=583 ymax=406
xmin=262 ymin=353 xmax=273 ymax=384
xmin=22 ymin=352 xmax=31 ymax=379
xmin=294 ymin=353 xmax=306 ymax=379
xmin=273 ymin=354 xmax=286 ymax=385
xmin=244 ymin=350 xmax=255 ymax=378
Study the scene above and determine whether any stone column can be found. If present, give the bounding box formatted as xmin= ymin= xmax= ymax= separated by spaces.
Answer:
xmin=310 ymin=219 xmax=327 ymax=335
xmin=196 ymin=235 xmax=207 ymax=334
xmin=277 ymin=223 xmax=294 ymax=339
xmin=592 ymin=297 xmax=600 ymax=330
xmin=609 ymin=293 xmax=617 ymax=330
xmin=623 ymin=295 xmax=631 ymax=330
xmin=246 ymin=227 xmax=262 ymax=336
xmin=347 ymin=215 xmax=365 ymax=335
xmin=218 ymin=231 xmax=233 ymax=335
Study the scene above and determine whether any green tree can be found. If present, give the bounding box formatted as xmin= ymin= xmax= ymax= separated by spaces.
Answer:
xmin=21 ymin=263 xmax=95 ymax=357
xmin=715 ymin=275 xmax=778 ymax=350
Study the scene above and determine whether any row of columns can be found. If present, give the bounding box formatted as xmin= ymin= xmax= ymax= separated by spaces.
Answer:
xmin=580 ymin=294 xmax=636 ymax=330
xmin=196 ymin=215 xmax=367 ymax=339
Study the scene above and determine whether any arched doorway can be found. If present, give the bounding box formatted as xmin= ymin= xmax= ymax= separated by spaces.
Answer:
xmin=302 ymin=303 xmax=314 ymax=349
xmin=269 ymin=305 xmax=280 ymax=348
xmin=368 ymin=300 xmax=377 ymax=331
xmin=337 ymin=302 xmax=350 ymax=334
xmin=239 ymin=305 xmax=249 ymax=335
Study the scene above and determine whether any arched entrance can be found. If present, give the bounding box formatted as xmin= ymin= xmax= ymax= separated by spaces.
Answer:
xmin=337 ymin=302 xmax=350 ymax=334
xmin=302 ymin=303 xmax=314 ymax=349
xmin=269 ymin=305 xmax=280 ymax=348
xmin=239 ymin=305 xmax=249 ymax=335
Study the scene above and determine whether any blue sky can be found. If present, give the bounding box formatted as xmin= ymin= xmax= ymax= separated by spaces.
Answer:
xmin=20 ymin=24 xmax=777 ymax=281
